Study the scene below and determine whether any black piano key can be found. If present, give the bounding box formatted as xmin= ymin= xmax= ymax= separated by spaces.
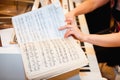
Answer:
xmin=80 ymin=69 xmax=91 ymax=72
xmin=84 ymin=64 xmax=90 ymax=67
xmin=76 ymin=16 xmax=80 ymax=25
xmin=80 ymin=42 xmax=85 ymax=46
xmin=82 ymin=48 xmax=86 ymax=52
xmin=67 ymin=0 xmax=70 ymax=11
xmin=73 ymin=2 xmax=76 ymax=8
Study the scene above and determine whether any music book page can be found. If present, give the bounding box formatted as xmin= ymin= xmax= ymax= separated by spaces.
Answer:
xmin=12 ymin=1 xmax=88 ymax=80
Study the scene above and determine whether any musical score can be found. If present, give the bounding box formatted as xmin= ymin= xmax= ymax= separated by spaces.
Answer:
xmin=12 ymin=1 xmax=88 ymax=79
xmin=20 ymin=39 xmax=86 ymax=73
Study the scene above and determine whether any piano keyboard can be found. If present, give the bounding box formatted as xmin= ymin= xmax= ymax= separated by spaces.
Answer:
xmin=61 ymin=0 xmax=103 ymax=79
xmin=61 ymin=0 xmax=90 ymax=72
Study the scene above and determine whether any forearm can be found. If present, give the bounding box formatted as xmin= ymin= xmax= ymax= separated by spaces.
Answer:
xmin=71 ymin=0 xmax=109 ymax=16
xmin=81 ymin=32 xmax=120 ymax=47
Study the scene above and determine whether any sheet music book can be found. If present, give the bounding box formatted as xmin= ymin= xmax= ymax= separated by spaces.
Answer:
xmin=12 ymin=1 xmax=88 ymax=80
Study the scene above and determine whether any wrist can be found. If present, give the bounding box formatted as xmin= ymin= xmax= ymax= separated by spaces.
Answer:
xmin=72 ymin=8 xmax=80 ymax=16
xmin=78 ymin=33 xmax=89 ymax=42
xmin=69 ymin=10 xmax=76 ymax=17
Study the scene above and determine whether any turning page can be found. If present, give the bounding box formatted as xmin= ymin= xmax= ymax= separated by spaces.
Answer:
xmin=12 ymin=1 xmax=88 ymax=80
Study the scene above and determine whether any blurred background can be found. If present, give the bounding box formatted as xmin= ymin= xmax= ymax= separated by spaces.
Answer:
xmin=0 ymin=0 xmax=34 ymax=29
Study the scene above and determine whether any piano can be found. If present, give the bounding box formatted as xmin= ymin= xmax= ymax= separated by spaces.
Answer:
xmin=0 ymin=0 xmax=103 ymax=80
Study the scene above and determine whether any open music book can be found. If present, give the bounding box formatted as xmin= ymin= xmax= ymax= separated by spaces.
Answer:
xmin=12 ymin=1 xmax=88 ymax=80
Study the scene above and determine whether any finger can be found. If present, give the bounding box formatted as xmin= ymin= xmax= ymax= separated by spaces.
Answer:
xmin=65 ymin=17 xmax=74 ymax=24
xmin=65 ymin=17 xmax=73 ymax=21
xmin=64 ymin=29 xmax=73 ymax=38
xmin=65 ymin=20 xmax=72 ymax=24
xmin=58 ymin=25 xmax=72 ymax=30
